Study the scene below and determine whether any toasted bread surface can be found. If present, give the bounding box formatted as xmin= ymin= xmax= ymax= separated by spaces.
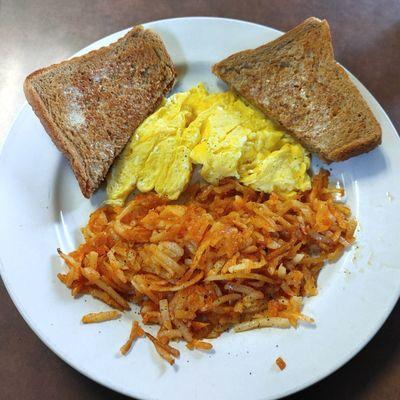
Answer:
xmin=212 ymin=17 xmax=381 ymax=163
xmin=24 ymin=26 xmax=176 ymax=197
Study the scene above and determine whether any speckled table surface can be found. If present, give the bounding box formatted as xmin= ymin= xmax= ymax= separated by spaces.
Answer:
xmin=0 ymin=1 xmax=399 ymax=399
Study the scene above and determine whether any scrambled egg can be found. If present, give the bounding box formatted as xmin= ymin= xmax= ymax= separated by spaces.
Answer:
xmin=107 ymin=84 xmax=311 ymax=205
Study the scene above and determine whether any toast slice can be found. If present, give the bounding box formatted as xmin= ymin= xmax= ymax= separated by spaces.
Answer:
xmin=24 ymin=26 xmax=176 ymax=197
xmin=212 ymin=17 xmax=381 ymax=163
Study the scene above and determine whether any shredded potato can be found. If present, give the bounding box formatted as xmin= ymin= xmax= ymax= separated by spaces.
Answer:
xmin=276 ymin=357 xmax=286 ymax=370
xmin=58 ymin=171 xmax=356 ymax=364
xmin=120 ymin=320 xmax=145 ymax=355
xmin=81 ymin=311 xmax=121 ymax=324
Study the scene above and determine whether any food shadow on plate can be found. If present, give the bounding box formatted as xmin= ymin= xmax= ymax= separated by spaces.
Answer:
xmin=155 ymin=24 xmax=232 ymax=94
xmin=153 ymin=26 xmax=187 ymax=77
xmin=215 ymin=79 xmax=228 ymax=92
xmin=172 ymin=362 xmax=179 ymax=372
xmin=52 ymin=158 xmax=79 ymax=216
xmin=312 ymin=146 xmax=387 ymax=181
xmin=52 ymin=158 xmax=107 ymax=212
xmin=49 ymin=253 xmax=78 ymax=302
xmin=89 ymin=182 xmax=107 ymax=207
xmin=52 ymin=158 xmax=106 ymax=253
xmin=171 ymin=61 xmax=224 ymax=94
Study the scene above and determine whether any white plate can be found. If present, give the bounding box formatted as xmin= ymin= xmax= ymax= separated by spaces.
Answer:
xmin=1 ymin=17 xmax=399 ymax=400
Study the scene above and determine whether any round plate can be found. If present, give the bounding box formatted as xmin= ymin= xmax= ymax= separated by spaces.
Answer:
xmin=1 ymin=17 xmax=399 ymax=400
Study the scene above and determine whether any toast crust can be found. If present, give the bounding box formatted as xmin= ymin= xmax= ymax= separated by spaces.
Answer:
xmin=24 ymin=78 xmax=89 ymax=194
xmin=212 ymin=17 xmax=382 ymax=163
xmin=24 ymin=26 xmax=176 ymax=197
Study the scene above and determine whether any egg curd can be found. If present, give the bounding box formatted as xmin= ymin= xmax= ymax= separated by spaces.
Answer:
xmin=106 ymin=84 xmax=311 ymax=205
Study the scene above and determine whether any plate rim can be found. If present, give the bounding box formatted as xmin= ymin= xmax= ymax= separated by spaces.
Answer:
xmin=1 ymin=16 xmax=399 ymax=400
